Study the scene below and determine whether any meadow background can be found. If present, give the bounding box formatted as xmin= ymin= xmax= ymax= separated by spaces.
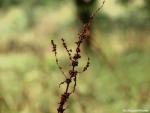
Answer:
xmin=0 ymin=0 xmax=150 ymax=113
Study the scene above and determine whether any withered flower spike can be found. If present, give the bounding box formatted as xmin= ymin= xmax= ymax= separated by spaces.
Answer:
xmin=51 ymin=40 xmax=67 ymax=79
xmin=50 ymin=1 xmax=105 ymax=113
xmin=51 ymin=40 xmax=56 ymax=52
xmin=61 ymin=38 xmax=72 ymax=61
xmin=83 ymin=57 xmax=90 ymax=72
xmin=78 ymin=57 xmax=90 ymax=73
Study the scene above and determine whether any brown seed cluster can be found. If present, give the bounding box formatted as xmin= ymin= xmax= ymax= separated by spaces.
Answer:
xmin=51 ymin=1 xmax=105 ymax=113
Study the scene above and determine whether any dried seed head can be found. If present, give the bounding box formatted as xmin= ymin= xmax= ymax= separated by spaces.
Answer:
xmin=76 ymin=48 xmax=80 ymax=53
xmin=69 ymin=70 xmax=78 ymax=77
xmin=73 ymin=53 xmax=81 ymax=60
xmin=82 ymin=57 xmax=90 ymax=72
xmin=61 ymin=38 xmax=72 ymax=61
xmin=72 ymin=60 xmax=78 ymax=67
xmin=69 ymin=49 xmax=72 ymax=52
xmin=51 ymin=40 xmax=56 ymax=52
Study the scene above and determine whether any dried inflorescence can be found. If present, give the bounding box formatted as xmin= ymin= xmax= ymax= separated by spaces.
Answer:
xmin=51 ymin=1 xmax=105 ymax=113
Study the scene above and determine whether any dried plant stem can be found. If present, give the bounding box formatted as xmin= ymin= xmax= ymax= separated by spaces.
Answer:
xmin=51 ymin=1 xmax=105 ymax=113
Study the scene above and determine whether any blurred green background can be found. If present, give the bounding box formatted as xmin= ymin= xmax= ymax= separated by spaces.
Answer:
xmin=0 ymin=0 xmax=150 ymax=113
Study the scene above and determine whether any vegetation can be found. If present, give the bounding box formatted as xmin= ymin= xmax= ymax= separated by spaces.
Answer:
xmin=0 ymin=0 xmax=150 ymax=113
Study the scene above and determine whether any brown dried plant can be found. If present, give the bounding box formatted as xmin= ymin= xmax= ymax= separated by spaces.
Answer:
xmin=51 ymin=1 xmax=105 ymax=113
